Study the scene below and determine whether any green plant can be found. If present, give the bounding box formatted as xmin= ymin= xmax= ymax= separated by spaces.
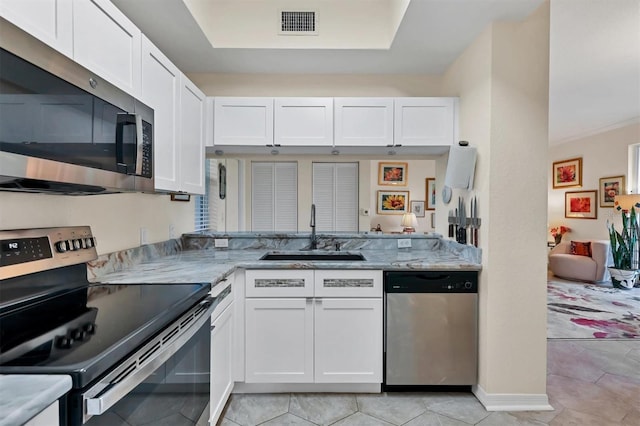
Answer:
xmin=607 ymin=206 xmax=639 ymax=270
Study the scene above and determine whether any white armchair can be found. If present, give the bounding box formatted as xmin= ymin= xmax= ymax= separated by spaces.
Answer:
xmin=548 ymin=240 xmax=612 ymax=283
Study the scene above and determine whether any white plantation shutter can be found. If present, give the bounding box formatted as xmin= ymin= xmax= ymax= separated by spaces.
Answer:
xmin=312 ymin=162 xmax=358 ymax=232
xmin=252 ymin=162 xmax=297 ymax=232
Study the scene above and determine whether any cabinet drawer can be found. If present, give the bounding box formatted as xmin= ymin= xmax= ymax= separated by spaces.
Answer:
xmin=245 ymin=269 xmax=314 ymax=297
xmin=314 ymin=270 xmax=382 ymax=298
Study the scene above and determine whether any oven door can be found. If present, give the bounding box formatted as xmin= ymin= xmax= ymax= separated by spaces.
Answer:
xmin=66 ymin=296 xmax=214 ymax=426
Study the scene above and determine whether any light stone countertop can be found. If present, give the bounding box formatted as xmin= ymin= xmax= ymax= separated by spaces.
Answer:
xmin=0 ymin=374 xmax=71 ymax=426
xmin=92 ymin=248 xmax=481 ymax=288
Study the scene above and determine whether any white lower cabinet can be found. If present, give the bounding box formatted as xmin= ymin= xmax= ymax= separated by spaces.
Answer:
xmin=210 ymin=303 xmax=234 ymax=424
xmin=243 ymin=269 xmax=382 ymax=385
xmin=314 ymin=298 xmax=382 ymax=383
xmin=25 ymin=400 xmax=59 ymax=426
xmin=245 ymin=298 xmax=314 ymax=383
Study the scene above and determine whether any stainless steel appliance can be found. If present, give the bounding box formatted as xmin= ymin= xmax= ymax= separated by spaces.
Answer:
xmin=384 ymin=271 xmax=478 ymax=389
xmin=0 ymin=227 xmax=224 ymax=425
xmin=0 ymin=17 xmax=154 ymax=194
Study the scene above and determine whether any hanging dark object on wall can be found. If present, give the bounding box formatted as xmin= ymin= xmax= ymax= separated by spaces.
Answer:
xmin=219 ymin=164 xmax=226 ymax=200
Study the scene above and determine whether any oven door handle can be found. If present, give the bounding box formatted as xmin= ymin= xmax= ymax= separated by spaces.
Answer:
xmin=83 ymin=296 xmax=215 ymax=422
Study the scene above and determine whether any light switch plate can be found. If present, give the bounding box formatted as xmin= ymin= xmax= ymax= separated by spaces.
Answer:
xmin=214 ymin=238 xmax=229 ymax=248
xmin=397 ymin=239 xmax=412 ymax=248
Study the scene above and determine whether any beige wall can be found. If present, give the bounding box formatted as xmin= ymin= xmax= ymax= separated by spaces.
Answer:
xmin=188 ymin=73 xmax=443 ymax=97
xmin=0 ymin=192 xmax=195 ymax=255
xmin=548 ymin=123 xmax=640 ymax=241
xmin=442 ymin=1 xmax=550 ymax=398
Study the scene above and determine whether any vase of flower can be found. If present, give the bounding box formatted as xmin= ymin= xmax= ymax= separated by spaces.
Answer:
xmin=550 ymin=225 xmax=570 ymax=245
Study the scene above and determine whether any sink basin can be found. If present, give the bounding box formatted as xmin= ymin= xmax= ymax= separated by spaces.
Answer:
xmin=260 ymin=251 xmax=366 ymax=261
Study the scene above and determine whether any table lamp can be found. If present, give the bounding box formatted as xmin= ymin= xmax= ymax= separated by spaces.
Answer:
xmin=401 ymin=212 xmax=417 ymax=233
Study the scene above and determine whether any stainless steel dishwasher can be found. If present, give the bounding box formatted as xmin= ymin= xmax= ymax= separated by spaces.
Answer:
xmin=384 ymin=270 xmax=478 ymax=389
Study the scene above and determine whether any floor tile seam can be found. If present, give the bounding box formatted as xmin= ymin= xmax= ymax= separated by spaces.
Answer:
xmin=397 ymin=409 xmax=429 ymax=426
xmin=559 ymin=407 xmax=626 ymax=425
xmin=359 ymin=409 xmax=406 ymax=426
xmin=281 ymin=410 xmax=321 ymax=425
xmin=324 ymin=408 xmax=359 ymax=426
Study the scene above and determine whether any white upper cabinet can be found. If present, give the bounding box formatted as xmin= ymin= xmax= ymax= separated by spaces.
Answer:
xmin=179 ymin=75 xmax=206 ymax=194
xmin=394 ymin=97 xmax=458 ymax=146
xmin=141 ymin=35 xmax=181 ymax=192
xmin=334 ymin=98 xmax=394 ymax=146
xmin=274 ymin=98 xmax=334 ymax=146
xmin=72 ymin=0 xmax=141 ymax=97
xmin=213 ymin=97 xmax=274 ymax=146
xmin=0 ymin=0 xmax=73 ymax=58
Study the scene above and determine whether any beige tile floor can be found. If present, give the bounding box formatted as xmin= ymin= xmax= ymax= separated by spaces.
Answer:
xmin=218 ymin=339 xmax=640 ymax=426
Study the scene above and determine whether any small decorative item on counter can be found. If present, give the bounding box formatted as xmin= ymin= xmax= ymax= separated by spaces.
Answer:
xmin=375 ymin=224 xmax=383 ymax=234
xmin=550 ymin=225 xmax=571 ymax=245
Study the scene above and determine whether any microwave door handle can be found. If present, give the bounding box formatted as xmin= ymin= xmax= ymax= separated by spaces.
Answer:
xmin=134 ymin=114 xmax=144 ymax=176
xmin=115 ymin=113 xmax=137 ymax=174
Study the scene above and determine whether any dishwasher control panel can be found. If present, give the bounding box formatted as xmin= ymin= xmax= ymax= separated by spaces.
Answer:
xmin=384 ymin=270 xmax=478 ymax=293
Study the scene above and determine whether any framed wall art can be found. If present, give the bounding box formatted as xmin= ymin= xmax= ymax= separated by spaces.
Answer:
xmin=599 ymin=175 xmax=625 ymax=207
xmin=378 ymin=162 xmax=408 ymax=186
xmin=565 ymin=190 xmax=597 ymax=219
xmin=425 ymin=178 xmax=436 ymax=210
xmin=410 ymin=200 xmax=425 ymax=217
xmin=552 ymin=157 xmax=582 ymax=189
xmin=377 ymin=190 xmax=409 ymax=214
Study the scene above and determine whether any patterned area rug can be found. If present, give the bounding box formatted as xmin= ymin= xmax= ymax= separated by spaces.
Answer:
xmin=548 ymin=278 xmax=640 ymax=338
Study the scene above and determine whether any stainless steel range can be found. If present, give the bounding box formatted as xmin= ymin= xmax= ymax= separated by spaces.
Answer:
xmin=0 ymin=227 xmax=219 ymax=425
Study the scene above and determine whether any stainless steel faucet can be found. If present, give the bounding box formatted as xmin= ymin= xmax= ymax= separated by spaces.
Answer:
xmin=310 ymin=204 xmax=318 ymax=250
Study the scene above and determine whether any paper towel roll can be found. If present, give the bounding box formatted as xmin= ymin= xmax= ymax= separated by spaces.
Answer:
xmin=444 ymin=144 xmax=477 ymax=190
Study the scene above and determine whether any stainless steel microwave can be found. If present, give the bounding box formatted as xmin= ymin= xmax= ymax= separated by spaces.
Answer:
xmin=0 ymin=17 xmax=154 ymax=194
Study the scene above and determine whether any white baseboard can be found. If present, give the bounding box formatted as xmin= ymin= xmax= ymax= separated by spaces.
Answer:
xmin=472 ymin=385 xmax=553 ymax=411
xmin=233 ymin=382 xmax=381 ymax=394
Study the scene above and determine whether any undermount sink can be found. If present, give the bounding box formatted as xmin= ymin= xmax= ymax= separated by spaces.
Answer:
xmin=260 ymin=251 xmax=366 ymax=261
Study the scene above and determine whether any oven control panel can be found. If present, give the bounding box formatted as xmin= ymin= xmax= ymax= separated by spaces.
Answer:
xmin=0 ymin=226 xmax=97 ymax=280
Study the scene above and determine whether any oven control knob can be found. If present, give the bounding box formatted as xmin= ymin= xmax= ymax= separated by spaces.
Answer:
xmin=84 ymin=238 xmax=94 ymax=248
xmin=73 ymin=239 xmax=82 ymax=250
xmin=55 ymin=241 xmax=68 ymax=253
xmin=83 ymin=323 xmax=96 ymax=334
xmin=464 ymin=281 xmax=473 ymax=289
xmin=71 ymin=329 xmax=87 ymax=341
xmin=56 ymin=336 xmax=73 ymax=349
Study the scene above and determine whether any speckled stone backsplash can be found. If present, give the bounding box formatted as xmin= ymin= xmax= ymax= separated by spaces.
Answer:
xmin=182 ymin=232 xmax=481 ymax=264
xmin=88 ymin=238 xmax=182 ymax=281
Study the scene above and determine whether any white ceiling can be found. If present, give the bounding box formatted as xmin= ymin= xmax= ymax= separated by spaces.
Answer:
xmin=112 ymin=0 xmax=640 ymax=145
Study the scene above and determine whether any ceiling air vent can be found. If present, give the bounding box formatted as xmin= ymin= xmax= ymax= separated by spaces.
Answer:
xmin=279 ymin=11 xmax=318 ymax=35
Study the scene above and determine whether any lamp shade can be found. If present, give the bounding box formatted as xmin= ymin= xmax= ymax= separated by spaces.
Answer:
xmin=614 ymin=194 xmax=640 ymax=211
xmin=401 ymin=212 xmax=417 ymax=232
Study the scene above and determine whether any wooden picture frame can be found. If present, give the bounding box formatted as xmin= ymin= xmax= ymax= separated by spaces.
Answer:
xmin=565 ymin=190 xmax=597 ymax=219
xmin=377 ymin=190 xmax=409 ymax=214
xmin=599 ymin=175 xmax=625 ymax=207
xmin=553 ymin=157 xmax=582 ymax=189
xmin=378 ymin=162 xmax=408 ymax=186
xmin=410 ymin=200 xmax=425 ymax=217
xmin=425 ymin=178 xmax=436 ymax=210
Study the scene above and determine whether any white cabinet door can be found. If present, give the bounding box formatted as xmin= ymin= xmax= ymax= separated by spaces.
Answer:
xmin=141 ymin=35 xmax=181 ymax=192
xmin=213 ymin=97 xmax=274 ymax=146
xmin=245 ymin=269 xmax=314 ymax=298
xmin=394 ymin=97 xmax=458 ymax=146
xmin=179 ymin=74 xmax=206 ymax=194
xmin=0 ymin=0 xmax=73 ymax=57
xmin=245 ymin=298 xmax=314 ymax=383
xmin=210 ymin=303 xmax=234 ymax=425
xmin=274 ymin=98 xmax=334 ymax=146
xmin=72 ymin=0 xmax=141 ymax=97
xmin=314 ymin=298 xmax=383 ymax=383
xmin=334 ymin=98 xmax=394 ymax=146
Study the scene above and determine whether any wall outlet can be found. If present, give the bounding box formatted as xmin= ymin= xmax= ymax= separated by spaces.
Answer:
xmin=169 ymin=224 xmax=176 ymax=239
xmin=397 ymin=238 xmax=412 ymax=248
xmin=214 ymin=238 xmax=229 ymax=248
xmin=140 ymin=227 xmax=148 ymax=245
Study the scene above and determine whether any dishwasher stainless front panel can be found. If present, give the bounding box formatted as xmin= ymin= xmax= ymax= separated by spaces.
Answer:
xmin=385 ymin=292 xmax=478 ymax=386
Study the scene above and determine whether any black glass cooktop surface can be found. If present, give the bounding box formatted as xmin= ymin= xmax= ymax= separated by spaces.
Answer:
xmin=0 ymin=280 xmax=209 ymax=387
